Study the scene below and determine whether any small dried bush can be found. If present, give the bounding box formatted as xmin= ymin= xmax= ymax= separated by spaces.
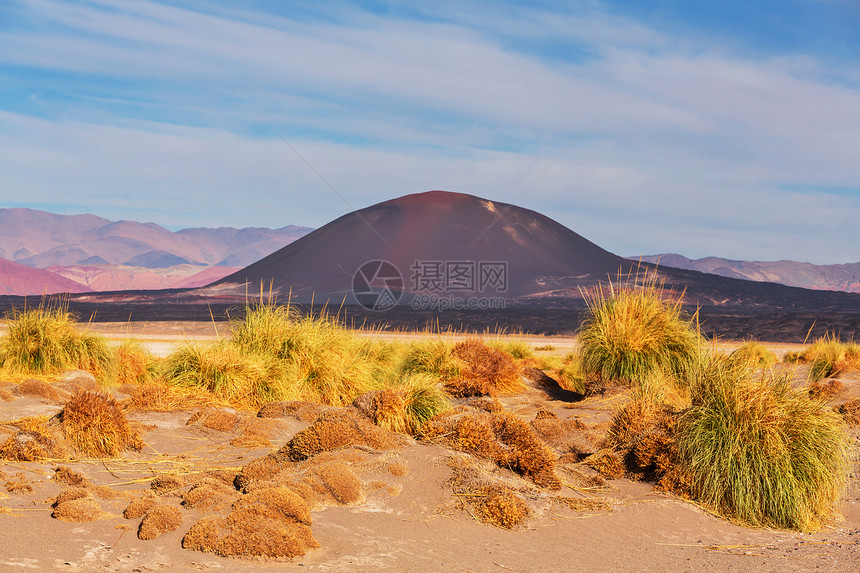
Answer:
xmin=138 ymin=504 xmax=183 ymax=540
xmin=447 ymin=339 xmax=524 ymax=397
xmin=282 ymin=409 xmax=403 ymax=461
xmin=59 ymin=391 xmax=142 ymax=457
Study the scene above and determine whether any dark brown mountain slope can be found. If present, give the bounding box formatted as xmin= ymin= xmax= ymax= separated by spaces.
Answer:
xmin=209 ymin=190 xmax=638 ymax=300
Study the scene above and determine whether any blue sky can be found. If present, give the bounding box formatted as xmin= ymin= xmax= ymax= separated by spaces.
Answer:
xmin=1 ymin=0 xmax=858 ymax=264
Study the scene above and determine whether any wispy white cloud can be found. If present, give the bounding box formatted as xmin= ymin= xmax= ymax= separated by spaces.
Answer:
xmin=0 ymin=0 xmax=858 ymax=263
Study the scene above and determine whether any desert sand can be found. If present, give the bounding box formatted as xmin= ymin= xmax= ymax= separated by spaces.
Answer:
xmin=0 ymin=323 xmax=857 ymax=573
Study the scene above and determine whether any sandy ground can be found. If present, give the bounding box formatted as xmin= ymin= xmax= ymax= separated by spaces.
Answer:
xmin=0 ymin=323 xmax=857 ymax=572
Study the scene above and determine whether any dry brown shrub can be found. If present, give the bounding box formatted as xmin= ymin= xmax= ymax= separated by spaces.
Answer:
xmin=421 ymin=410 xmax=561 ymax=490
xmin=14 ymin=378 xmax=60 ymax=401
xmin=281 ymin=409 xmax=403 ymax=461
xmin=53 ymin=487 xmax=90 ymax=506
xmin=124 ymin=494 xmax=157 ymax=519
xmin=59 ymin=391 xmax=142 ymax=457
xmin=447 ymin=339 xmax=524 ymax=398
xmin=53 ymin=465 xmax=90 ymax=487
xmin=182 ymin=487 xmax=318 ymax=559
xmin=183 ymin=479 xmax=239 ymax=510
xmin=6 ymin=473 xmax=33 ymax=494
xmin=150 ymin=475 xmax=184 ymax=496
xmin=0 ymin=429 xmax=66 ymax=461
xmin=809 ymin=379 xmax=845 ymax=400
xmin=257 ymin=400 xmax=326 ymax=423
xmin=530 ymin=414 xmax=597 ymax=458
xmin=52 ymin=497 xmax=103 ymax=522
xmin=233 ymin=454 xmax=286 ymax=492
xmin=836 ymin=400 xmax=860 ymax=427
xmin=583 ymin=449 xmax=624 ymax=479
xmin=387 ymin=462 xmax=409 ymax=477
xmin=476 ymin=486 xmax=529 ymax=529
xmin=138 ymin=504 xmax=183 ymax=540
xmin=0 ymin=388 xmax=14 ymax=401
xmin=604 ymin=397 xmax=689 ymax=492
xmin=317 ymin=462 xmax=364 ymax=505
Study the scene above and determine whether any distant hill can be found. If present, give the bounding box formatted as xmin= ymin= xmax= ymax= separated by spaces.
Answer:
xmin=634 ymin=254 xmax=860 ymax=294
xmin=0 ymin=208 xmax=313 ymax=268
xmin=0 ymin=208 xmax=312 ymax=292
xmin=0 ymin=257 xmax=92 ymax=296
xmin=210 ymin=190 xmax=640 ymax=299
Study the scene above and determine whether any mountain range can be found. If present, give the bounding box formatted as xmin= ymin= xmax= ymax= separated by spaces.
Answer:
xmin=634 ymin=254 xmax=860 ymax=294
xmin=0 ymin=201 xmax=858 ymax=300
xmin=0 ymin=208 xmax=312 ymax=294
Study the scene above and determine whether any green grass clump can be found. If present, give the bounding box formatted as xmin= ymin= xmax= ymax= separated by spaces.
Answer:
xmin=367 ymin=373 xmax=450 ymax=435
xmin=163 ymin=342 xmax=294 ymax=409
xmin=0 ymin=306 xmax=112 ymax=378
xmin=489 ymin=340 xmax=534 ymax=360
xmin=163 ymin=302 xmax=384 ymax=409
xmin=400 ymin=339 xmax=461 ymax=379
xmin=111 ymin=340 xmax=158 ymax=386
xmin=728 ymin=341 xmax=777 ymax=368
xmin=802 ymin=337 xmax=860 ymax=382
xmin=678 ymin=358 xmax=851 ymax=532
xmin=578 ymin=275 xmax=702 ymax=388
xmin=555 ymin=352 xmax=585 ymax=394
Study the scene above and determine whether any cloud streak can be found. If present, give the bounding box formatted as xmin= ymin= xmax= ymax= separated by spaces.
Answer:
xmin=0 ymin=0 xmax=858 ymax=263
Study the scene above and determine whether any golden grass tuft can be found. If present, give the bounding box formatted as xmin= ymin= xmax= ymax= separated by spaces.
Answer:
xmin=583 ymin=449 xmax=625 ymax=479
xmin=53 ymin=465 xmax=90 ymax=487
xmin=809 ymin=379 xmax=845 ymax=400
xmin=183 ymin=479 xmax=239 ymax=510
xmin=801 ymin=337 xmax=860 ymax=382
xmin=0 ymin=429 xmax=66 ymax=461
xmin=138 ymin=504 xmax=183 ymax=540
xmin=186 ymin=409 xmax=238 ymax=432
xmin=729 ymin=341 xmax=777 ymax=368
xmin=257 ymin=400 xmax=326 ymax=422
xmin=0 ymin=305 xmax=113 ymax=379
xmin=679 ymin=358 xmax=851 ymax=531
xmin=352 ymin=373 xmax=450 ymax=435
xmin=53 ymin=487 xmax=90 ymax=506
xmin=112 ymin=340 xmax=157 ymax=386
xmin=124 ymin=380 xmax=218 ymax=412
xmin=578 ymin=273 xmax=701 ymax=388
xmin=59 ymin=391 xmax=142 ymax=457
xmin=163 ymin=341 xmax=293 ymax=410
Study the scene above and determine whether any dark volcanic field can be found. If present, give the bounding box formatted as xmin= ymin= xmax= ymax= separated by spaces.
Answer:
xmin=1 ymin=296 xmax=858 ymax=342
